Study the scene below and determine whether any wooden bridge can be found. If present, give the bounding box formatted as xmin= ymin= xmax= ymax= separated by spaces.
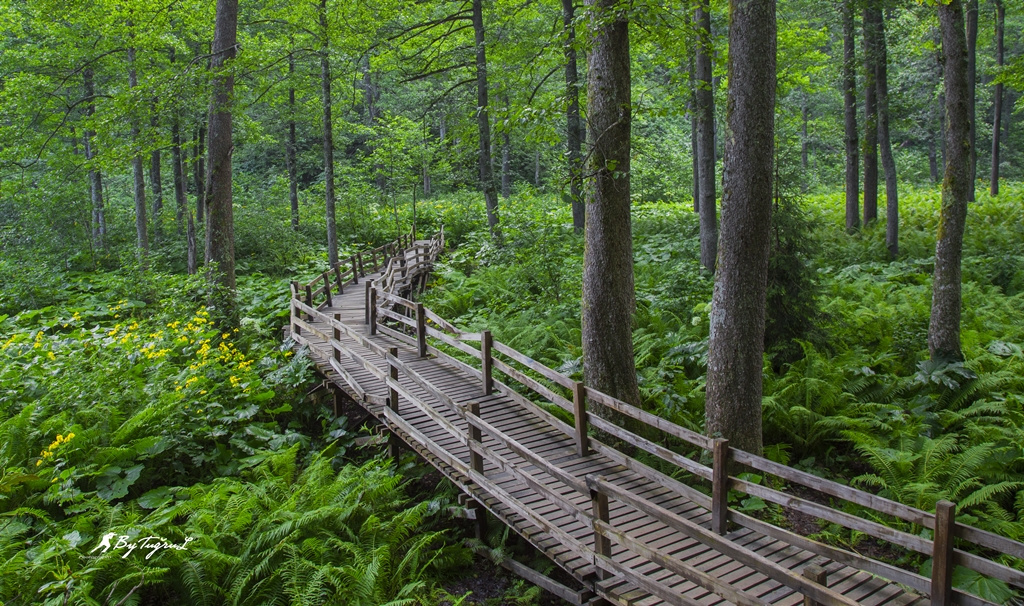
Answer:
xmin=287 ymin=229 xmax=1024 ymax=606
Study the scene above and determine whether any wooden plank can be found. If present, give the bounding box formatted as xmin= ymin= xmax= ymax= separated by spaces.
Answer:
xmin=491 ymin=357 xmax=574 ymax=411
xmin=584 ymin=386 xmax=713 ymax=452
xmin=588 ymin=415 xmax=712 ymax=481
xmin=491 ymin=339 xmax=576 ymax=389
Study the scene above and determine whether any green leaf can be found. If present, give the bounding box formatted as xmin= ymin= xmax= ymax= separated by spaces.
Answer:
xmin=137 ymin=486 xmax=173 ymax=509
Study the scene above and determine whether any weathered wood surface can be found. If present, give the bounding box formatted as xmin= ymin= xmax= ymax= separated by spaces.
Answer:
xmin=288 ymin=232 xmax=1020 ymax=606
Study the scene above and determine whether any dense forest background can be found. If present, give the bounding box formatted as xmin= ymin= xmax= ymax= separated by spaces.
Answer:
xmin=2 ymin=0 xmax=1024 ymax=604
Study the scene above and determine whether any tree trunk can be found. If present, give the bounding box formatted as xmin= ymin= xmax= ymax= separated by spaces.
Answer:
xmin=127 ymin=44 xmax=148 ymax=260
xmin=843 ymin=0 xmax=859 ymax=233
xmin=930 ymin=0 xmax=971 ymax=362
xmin=872 ymin=6 xmax=898 ymax=258
xmin=170 ymin=49 xmax=187 ymax=235
xmin=320 ymin=0 xmax=339 ymax=265
xmin=501 ymin=95 xmax=511 ymax=199
xmin=695 ymin=0 xmax=717 ymax=272
xmin=966 ymin=0 xmax=978 ymax=202
xmin=187 ymin=211 xmax=197 ymax=275
xmin=288 ymin=49 xmax=300 ymax=229
xmin=149 ymin=106 xmax=164 ymax=244
xmin=582 ymin=0 xmax=641 ymax=409
xmin=195 ymin=123 xmax=206 ymax=227
xmin=862 ymin=7 xmax=878 ymax=225
xmin=205 ymin=0 xmax=238 ymax=298
xmin=990 ymin=0 xmax=1004 ymax=196
xmin=705 ymin=0 xmax=776 ymax=456
xmin=563 ymin=0 xmax=584 ymax=233
xmin=83 ymin=68 xmax=106 ymax=251
xmin=929 ymin=134 xmax=940 ymax=182
xmin=473 ymin=0 xmax=500 ymax=239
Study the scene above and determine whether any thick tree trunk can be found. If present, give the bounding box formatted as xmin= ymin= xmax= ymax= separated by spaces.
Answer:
xmin=149 ymin=107 xmax=164 ymax=244
xmin=205 ymin=0 xmax=238 ymax=296
xmin=930 ymin=0 xmax=971 ymax=362
xmin=862 ymin=7 xmax=879 ymax=225
xmin=872 ymin=6 xmax=898 ymax=258
xmin=320 ymin=0 xmax=339 ymax=265
xmin=705 ymin=0 xmax=776 ymax=456
xmin=563 ymin=0 xmax=584 ymax=233
xmin=83 ymin=68 xmax=106 ymax=251
xmin=582 ymin=0 xmax=641 ymax=409
xmin=843 ymin=0 xmax=859 ymax=233
xmin=127 ymin=44 xmax=148 ymax=259
xmin=288 ymin=50 xmax=300 ymax=229
xmin=991 ymin=0 xmax=1004 ymax=196
xmin=473 ymin=0 xmax=500 ymax=239
xmin=695 ymin=0 xmax=717 ymax=272
xmin=966 ymin=0 xmax=978 ymax=202
xmin=195 ymin=123 xmax=206 ymax=227
xmin=170 ymin=49 xmax=187 ymax=235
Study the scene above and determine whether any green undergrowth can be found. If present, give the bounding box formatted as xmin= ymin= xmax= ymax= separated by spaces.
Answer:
xmin=422 ymin=187 xmax=1024 ymax=601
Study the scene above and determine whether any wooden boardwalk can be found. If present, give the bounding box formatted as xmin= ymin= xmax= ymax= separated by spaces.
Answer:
xmin=287 ymin=230 xmax=1024 ymax=606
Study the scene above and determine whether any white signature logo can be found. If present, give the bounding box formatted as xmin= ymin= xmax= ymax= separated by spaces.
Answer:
xmin=90 ymin=532 xmax=196 ymax=560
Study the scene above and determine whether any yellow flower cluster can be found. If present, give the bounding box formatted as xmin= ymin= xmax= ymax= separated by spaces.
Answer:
xmin=36 ymin=432 xmax=75 ymax=466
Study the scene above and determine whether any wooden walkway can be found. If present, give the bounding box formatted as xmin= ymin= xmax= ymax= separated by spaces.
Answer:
xmin=287 ymin=230 xmax=1024 ymax=606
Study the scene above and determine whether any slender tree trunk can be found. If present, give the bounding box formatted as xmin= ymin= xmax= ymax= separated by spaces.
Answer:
xmin=991 ymin=0 xmax=1004 ymax=196
xmin=149 ymin=107 xmax=164 ymax=244
xmin=287 ymin=49 xmax=300 ymax=230
xmin=862 ymin=7 xmax=879 ymax=225
xmin=187 ymin=211 xmax=197 ymax=275
xmin=83 ymin=68 xmax=106 ymax=251
xmin=966 ymin=0 xmax=978 ymax=201
xmin=205 ymin=0 xmax=238 ymax=298
xmin=472 ymin=0 xmax=500 ymax=239
xmin=872 ymin=6 xmax=898 ymax=258
xmin=127 ymin=43 xmax=148 ymax=260
xmin=582 ymin=0 xmax=641 ymax=409
xmin=319 ymin=0 xmax=339 ymax=265
xmin=695 ymin=0 xmax=717 ymax=272
xmin=195 ymin=123 xmax=206 ymax=227
xmin=563 ymin=0 xmax=584 ymax=232
xmin=930 ymin=0 xmax=971 ymax=362
xmin=705 ymin=0 xmax=776 ymax=456
xmin=501 ymin=94 xmax=511 ymax=199
xmin=843 ymin=0 xmax=860 ymax=233
xmin=170 ymin=49 xmax=187 ymax=235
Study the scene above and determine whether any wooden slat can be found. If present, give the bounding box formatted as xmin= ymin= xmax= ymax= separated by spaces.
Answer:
xmin=491 ymin=339 xmax=576 ymax=389
xmin=588 ymin=414 xmax=713 ymax=481
xmin=491 ymin=356 xmax=574 ymax=411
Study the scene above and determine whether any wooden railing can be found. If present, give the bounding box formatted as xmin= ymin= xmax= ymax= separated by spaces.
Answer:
xmin=290 ymin=232 xmax=1024 ymax=606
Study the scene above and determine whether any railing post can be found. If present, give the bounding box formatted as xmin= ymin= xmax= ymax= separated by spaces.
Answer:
xmin=364 ymin=280 xmax=372 ymax=325
xmin=416 ymin=302 xmax=427 ymax=357
xmin=573 ymin=382 xmax=589 ymax=457
xmin=387 ymin=347 xmax=401 ymax=462
xmin=481 ymin=330 xmax=493 ymax=395
xmin=467 ymin=401 xmax=484 ymax=474
xmin=932 ymin=500 xmax=956 ymax=606
xmin=332 ymin=313 xmax=341 ymax=362
xmin=369 ymin=284 xmax=378 ymax=336
xmin=290 ymin=282 xmax=301 ymax=336
xmin=322 ymin=272 xmax=333 ymax=307
xmin=802 ymin=565 xmax=827 ymax=606
xmin=351 ymin=255 xmax=359 ymax=284
xmin=304 ymin=284 xmax=313 ymax=317
xmin=400 ymin=257 xmax=408 ymax=280
xmin=712 ymin=438 xmax=731 ymax=535
xmin=333 ymin=263 xmax=344 ymax=294
xmin=412 ymin=223 xmax=417 ymax=242
xmin=589 ymin=480 xmax=612 ymax=581
xmin=371 ymin=249 xmax=378 ymax=272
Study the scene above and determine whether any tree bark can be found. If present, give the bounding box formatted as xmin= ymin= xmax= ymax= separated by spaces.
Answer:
xmin=205 ymin=0 xmax=238 ymax=297
xmin=872 ymin=5 xmax=898 ymax=258
xmin=705 ymin=0 xmax=776 ymax=456
xmin=195 ymin=123 xmax=206 ymax=227
xmin=83 ymin=68 xmax=106 ymax=251
xmin=501 ymin=93 xmax=511 ymax=199
xmin=149 ymin=106 xmax=164 ymax=244
xmin=930 ymin=0 xmax=971 ymax=362
xmin=695 ymin=0 xmax=717 ymax=272
xmin=287 ymin=49 xmax=300 ymax=230
xmin=582 ymin=0 xmax=641 ymax=409
xmin=319 ymin=0 xmax=339 ymax=265
xmin=966 ymin=0 xmax=978 ymax=202
xmin=563 ymin=0 xmax=584 ymax=233
xmin=843 ymin=0 xmax=859 ymax=233
xmin=990 ymin=0 xmax=1004 ymax=196
xmin=862 ymin=6 xmax=878 ymax=225
xmin=127 ymin=43 xmax=148 ymax=260
xmin=473 ymin=0 xmax=500 ymax=239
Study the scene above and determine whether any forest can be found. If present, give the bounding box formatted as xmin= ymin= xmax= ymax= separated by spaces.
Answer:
xmin=1 ymin=0 xmax=1023 ymax=604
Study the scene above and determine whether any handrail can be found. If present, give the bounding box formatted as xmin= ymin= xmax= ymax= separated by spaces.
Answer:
xmin=290 ymin=223 xmax=1023 ymax=606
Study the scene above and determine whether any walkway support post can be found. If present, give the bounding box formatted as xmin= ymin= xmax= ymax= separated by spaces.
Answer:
xmin=387 ymin=346 xmax=401 ymax=461
xmin=468 ymin=401 xmax=484 ymax=474
xmin=416 ymin=302 xmax=427 ymax=357
xmin=932 ymin=500 xmax=956 ymax=606
xmin=351 ymin=255 xmax=359 ymax=284
xmin=803 ymin=565 xmax=827 ymax=606
xmin=712 ymin=438 xmax=730 ymax=535
xmin=573 ymin=381 xmax=589 ymax=457
xmin=482 ymin=330 xmax=493 ymax=395
xmin=369 ymin=283 xmax=378 ymax=336
xmin=304 ymin=284 xmax=313 ymax=318
xmin=332 ymin=313 xmax=341 ymax=362
xmin=290 ymin=282 xmax=301 ymax=336
xmin=589 ymin=479 xmax=611 ymax=581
